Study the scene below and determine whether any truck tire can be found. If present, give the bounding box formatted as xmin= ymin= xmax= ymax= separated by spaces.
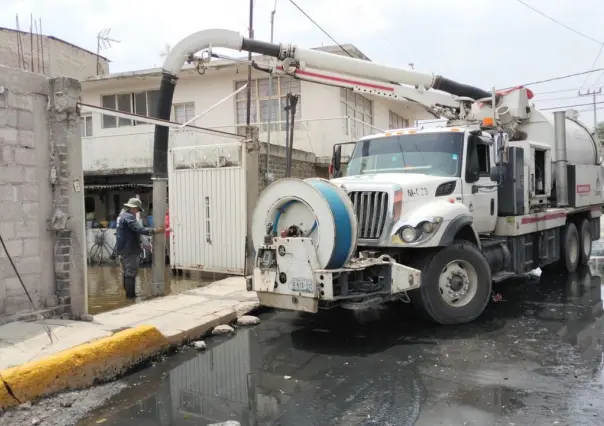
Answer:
xmin=561 ymin=222 xmax=580 ymax=273
xmin=578 ymin=219 xmax=592 ymax=266
xmin=411 ymin=241 xmax=492 ymax=325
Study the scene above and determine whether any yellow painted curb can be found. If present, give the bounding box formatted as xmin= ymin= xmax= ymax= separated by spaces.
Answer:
xmin=0 ymin=325 xmax=169 ymax=410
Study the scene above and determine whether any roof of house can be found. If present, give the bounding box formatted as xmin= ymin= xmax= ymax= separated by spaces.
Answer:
xmin=83 ymin=43 xmax=368 ymax=83
xmin=0 ymin=27 xmax=110 ymax=61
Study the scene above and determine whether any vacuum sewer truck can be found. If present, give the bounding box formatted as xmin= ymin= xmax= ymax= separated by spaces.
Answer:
xmin=243 ymin=37 xmax=604 ymax=325
xmin=149 ymin=29 xmax=604 ymax=325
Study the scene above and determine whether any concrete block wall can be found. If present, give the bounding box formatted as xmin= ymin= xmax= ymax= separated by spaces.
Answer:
xmin=258 ymin=143 xmax=322 ymax=192
xmin=0 ymin=28 xmax=109 ymax=80
xmin=0 ymin=65 xmax=86 ymax=322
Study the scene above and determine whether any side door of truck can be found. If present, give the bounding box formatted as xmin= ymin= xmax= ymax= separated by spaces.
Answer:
xmin=462 ymin=134 xmax=497 ymax=233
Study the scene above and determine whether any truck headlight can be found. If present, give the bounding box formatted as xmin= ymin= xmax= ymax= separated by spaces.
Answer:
xmin=395 ymin=217 xmax=443 ymax=245
xmin=399 ymin=226 xmax=418 ymax=243
xmin=421 ymin=217 xmax=442 ymax=234
xmin=421 ymin=221 xmax=435 ymax=233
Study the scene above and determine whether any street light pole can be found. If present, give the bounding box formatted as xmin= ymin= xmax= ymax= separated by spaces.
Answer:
xmin=246 ymin=0 xmax=254 ymax=125
xmin=265 ymin=0 xmax=277 ymax=181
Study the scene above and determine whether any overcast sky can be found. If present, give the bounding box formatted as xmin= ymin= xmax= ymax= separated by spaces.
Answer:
xmin=3 ymin=0 xmax=604 ymax=126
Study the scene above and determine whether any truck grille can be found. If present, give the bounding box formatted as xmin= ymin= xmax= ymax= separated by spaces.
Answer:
xmin=348 ymin=191 xmax=389 ymax=240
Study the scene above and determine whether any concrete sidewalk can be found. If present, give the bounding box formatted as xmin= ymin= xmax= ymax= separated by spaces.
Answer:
xmin=0 ymin=276 xmax=258 ymax=409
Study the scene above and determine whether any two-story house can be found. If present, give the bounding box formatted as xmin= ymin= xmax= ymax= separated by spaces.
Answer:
xmin=80 ymin=44 xmax=428 ymax=222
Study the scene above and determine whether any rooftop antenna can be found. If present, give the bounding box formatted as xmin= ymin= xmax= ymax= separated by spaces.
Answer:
xmin=159 ymin=43 xmax=171 ymax=60
xmin=96 ymin=28 xmax=120 ymax=75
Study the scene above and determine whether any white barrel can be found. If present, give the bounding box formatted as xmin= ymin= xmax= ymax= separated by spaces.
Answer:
xmin=252 ymin=178 xmax=358 ymax=269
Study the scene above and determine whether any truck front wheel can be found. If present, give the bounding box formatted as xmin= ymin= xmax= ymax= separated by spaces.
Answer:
xmin=412 ymin=241 xmax=492 ymax=325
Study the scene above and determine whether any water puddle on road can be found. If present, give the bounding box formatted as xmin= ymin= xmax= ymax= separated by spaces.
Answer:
xmin=87 ymin=265 xmax=224 ymax=315
xmin=80 ymin=256 xmax=604 ymax=426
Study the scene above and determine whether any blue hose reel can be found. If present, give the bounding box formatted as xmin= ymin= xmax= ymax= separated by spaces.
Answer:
xmin=252 ymin=178 xmax=358 ymax=269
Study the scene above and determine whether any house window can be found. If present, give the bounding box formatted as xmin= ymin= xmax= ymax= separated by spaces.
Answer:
xmin=173 ymin=102 xmax=196 ymax=124
xmin=80 ymin=114 xmax=93 ymax=137
xmin=389 ymin=111 xmax=409 ymax=130
xmin=101 ymin=90 xmax=161 ymax=128
xmin=340 ymin=88 xmax=373 ymax=137
xmin=235 ymin=77 xmax=301 ymax=133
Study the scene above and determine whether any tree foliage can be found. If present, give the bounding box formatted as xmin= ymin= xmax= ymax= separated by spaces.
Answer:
xmin=597 ymin=122 xmax=604 ymax=141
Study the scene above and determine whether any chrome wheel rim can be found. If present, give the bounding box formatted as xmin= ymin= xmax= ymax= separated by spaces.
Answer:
xmin=438 ymin=260 xmax=479 ymax=307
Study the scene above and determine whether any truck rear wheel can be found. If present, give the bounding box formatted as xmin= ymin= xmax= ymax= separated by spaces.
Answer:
xmin=412 ymin=241 xmax=492 ymax=325
xmin=578 ymin=219 xmax=592 ymax=266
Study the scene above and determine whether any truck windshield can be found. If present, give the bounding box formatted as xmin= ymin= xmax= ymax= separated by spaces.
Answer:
xmin=345 ymin=132 xmax=464 ymax=177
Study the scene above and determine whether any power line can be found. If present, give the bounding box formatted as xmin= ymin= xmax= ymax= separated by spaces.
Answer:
xmin=540 ymin=100 xmax=604 ymax=110
xmin=582 ymin=44 xmax=604 ymax=88
xmin=534 ymin=84 xmax=604 ymax=95
xmin=288 ymin=0 xmax=353 ymax=57
xmin=513 ymin=1 xmax=604 ymax=91
xmin=514 ymin=0 xmax=602 ymax=45
xmin=508 ymin=67 xmax=604 ymax=89
xmin=533 ymin=94 xmax=584 ymax=102
xmin=591 ymin=67 xmax=604 ymax=89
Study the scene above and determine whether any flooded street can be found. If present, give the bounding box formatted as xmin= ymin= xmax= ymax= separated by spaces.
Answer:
xmin=87 ymin=265 xmax=225 ymax=315
xmin=75 ymin=259 xmax=604 ymax=425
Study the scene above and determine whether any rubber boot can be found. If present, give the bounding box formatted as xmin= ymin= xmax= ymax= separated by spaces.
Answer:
xmin=124 ymin=277 xmax=136 ymax=299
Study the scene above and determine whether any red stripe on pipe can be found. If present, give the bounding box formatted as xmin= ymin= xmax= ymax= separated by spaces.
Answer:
xmin=294 ymin=69 xmax=395 ymax=92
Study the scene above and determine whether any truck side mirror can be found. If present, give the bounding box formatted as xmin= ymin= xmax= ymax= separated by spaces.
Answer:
xmin=331 ymin=145 xmax=342 ymax=176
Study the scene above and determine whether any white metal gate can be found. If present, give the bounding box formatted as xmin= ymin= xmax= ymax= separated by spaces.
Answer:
xmin=168 ymin=142 xmax=247 ymax=275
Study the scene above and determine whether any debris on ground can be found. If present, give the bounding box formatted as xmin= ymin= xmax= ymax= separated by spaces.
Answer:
xmin=492 ymin=292 xmax=504 ymax=302
xmin=207 ymin=421 xmax=241 ymax=426
xmin=212 ymin=325 xmax=235 ymax=336
xmin=236 ymin=315 xmax=261 ymax=326
xmin=18 ymin=402 xmax=32 ymax=410
xmin=0 ymin=382 xmax=126 ymax=426
xmin=192 ymin=340 xmax=207 ymax=350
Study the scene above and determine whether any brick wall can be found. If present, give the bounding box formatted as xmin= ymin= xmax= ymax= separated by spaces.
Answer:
xmin=0 ymin=28 xmax=109 ymax=80
xmin=0 ymin=65 xmax=86 ymax=323
xmin=258 ymin=143 xmax=323 ymax=192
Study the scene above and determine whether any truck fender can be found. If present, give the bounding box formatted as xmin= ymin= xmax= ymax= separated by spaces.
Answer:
xmin=438 ymin=214 xmax=481 ymax=249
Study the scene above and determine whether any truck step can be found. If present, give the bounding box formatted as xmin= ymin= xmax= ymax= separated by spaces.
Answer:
xmin=492 ymin=271 xmax=516 ymax=282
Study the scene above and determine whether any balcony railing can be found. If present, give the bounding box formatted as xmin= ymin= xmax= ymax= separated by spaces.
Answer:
xmin=82 ymin=116 xmax=381 ymax=174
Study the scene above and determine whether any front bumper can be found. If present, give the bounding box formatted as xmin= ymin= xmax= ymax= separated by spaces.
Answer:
xmin=252 ymin=237 xmax=422 ymax=313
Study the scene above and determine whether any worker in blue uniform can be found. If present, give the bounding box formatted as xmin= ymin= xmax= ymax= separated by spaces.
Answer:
xmin=115 ymin=198 xmax=165 ymax=298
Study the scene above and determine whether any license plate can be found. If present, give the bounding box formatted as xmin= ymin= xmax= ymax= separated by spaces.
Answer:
xmin=290 ymin=278 xmax=313 ymax=293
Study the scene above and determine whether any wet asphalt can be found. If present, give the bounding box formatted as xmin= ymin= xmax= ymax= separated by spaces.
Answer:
xmin=77 ymin=262 xmax=604 ymax=426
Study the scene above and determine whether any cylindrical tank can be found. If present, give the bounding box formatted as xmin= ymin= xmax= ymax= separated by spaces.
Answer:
xmin=521 ymin=109 xmax=601 ymax=165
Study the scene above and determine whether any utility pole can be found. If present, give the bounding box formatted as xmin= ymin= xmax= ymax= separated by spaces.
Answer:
xmin=578 ymin=87 xmax=602 ymax=131
xmin=265 ymin=0 xmax=277 ymax=181
xmin=246 ymin=0 xmax=254 ymax=125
